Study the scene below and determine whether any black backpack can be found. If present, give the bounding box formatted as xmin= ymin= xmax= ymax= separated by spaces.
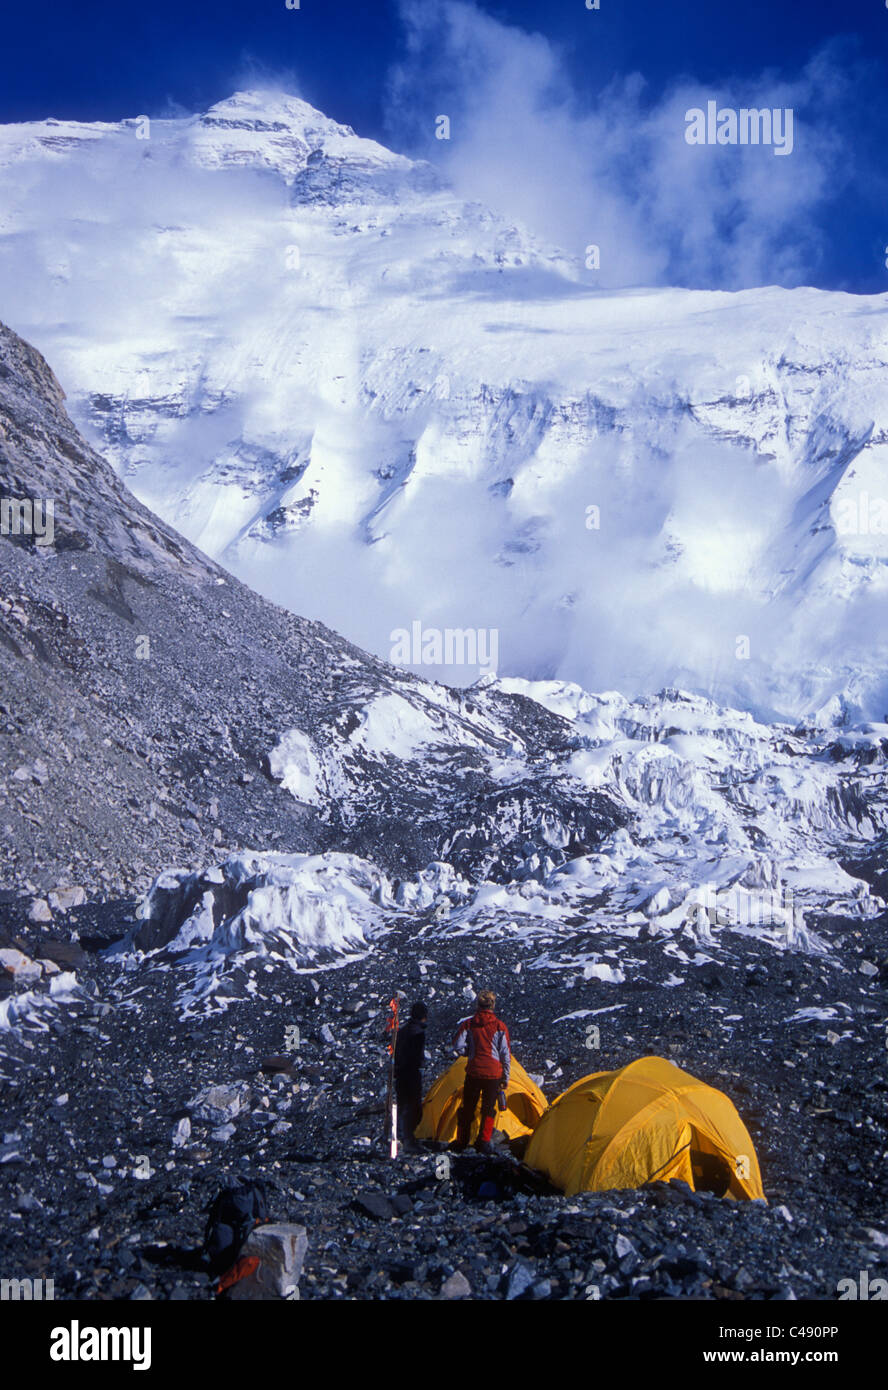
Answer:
xmin=203 ymin=1178 xmax=270 ymax=1274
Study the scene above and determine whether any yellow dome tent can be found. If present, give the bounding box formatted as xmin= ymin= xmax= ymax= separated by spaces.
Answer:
xmin=525 ymin=1055 xmax=765 ymax=1200
xmin=415 ymin=1056 xmax=548 ymax=1143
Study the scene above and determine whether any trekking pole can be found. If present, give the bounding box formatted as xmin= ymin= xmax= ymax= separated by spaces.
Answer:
xmin=384 ymin=996 xmax=400 ymax=1158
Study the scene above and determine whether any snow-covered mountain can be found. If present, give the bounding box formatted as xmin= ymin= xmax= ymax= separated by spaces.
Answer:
xmin=1 ymin=89 xmax=887 ymax=720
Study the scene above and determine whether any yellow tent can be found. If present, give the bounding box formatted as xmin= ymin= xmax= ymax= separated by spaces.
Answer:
xmin=525 ymin=1056 xmax=764 ymax=1201
xmin=415 ymin=1056 xmax=548 ymax=1143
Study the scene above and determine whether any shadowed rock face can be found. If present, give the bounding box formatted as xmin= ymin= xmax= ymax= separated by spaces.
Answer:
xmin=0 ymin=324 xmax=209 ymax=576
xmin=0 ymin=318 xmax=622 ymax=899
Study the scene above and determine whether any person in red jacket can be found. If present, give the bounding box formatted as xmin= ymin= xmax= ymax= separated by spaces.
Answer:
xmin=451 ymin=989 xmax=511 ymax=1153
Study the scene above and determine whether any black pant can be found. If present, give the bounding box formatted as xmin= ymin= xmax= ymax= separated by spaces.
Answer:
xmin=395 ymin=1071 xmax=423 ymax=1142
xmin=459 ymin=1074 xmax=500 ymax=1129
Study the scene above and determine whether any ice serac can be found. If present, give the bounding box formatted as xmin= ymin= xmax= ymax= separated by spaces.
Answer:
xmin=0 ymin=90 xmax=886 ymax=720
xmin=421 ymin=677 xmax=887 ymax=997
xmin=111 ymin=671 xmax=888 ymax=1020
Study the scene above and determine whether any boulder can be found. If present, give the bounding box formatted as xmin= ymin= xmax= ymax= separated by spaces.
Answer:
xmin=37 ymin=938 xmax=86 ymax=968
xmin=27 ymin=898 xmax=53 ymax=924
xmin=226 ymin=1224 xmax=308 ymax=1300
xmin=259 ymin=1055 xmax=297 ymax=1076
xmin=188 ymin=1081 xmax=252 ymax=1125
xmin=354 ymin=1192 xmax=394 ymax=1221
xmin=0 ymin=947 xmax=43 ymax=982
xmin=505 ymin=1261 xmax=535 ymax=1300
xmin=441 ymin=1270 xmax=472 ymax=1299
xmin=48 ymin=886 xmax=87 ymax=912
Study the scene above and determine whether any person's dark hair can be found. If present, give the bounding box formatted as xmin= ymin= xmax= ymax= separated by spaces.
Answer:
xmin=409 ymin=1000 xmax=428 ymax=1021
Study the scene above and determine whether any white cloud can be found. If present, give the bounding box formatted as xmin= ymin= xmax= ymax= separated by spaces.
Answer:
xmin=386 ymin=1 xmax=858 ymax=289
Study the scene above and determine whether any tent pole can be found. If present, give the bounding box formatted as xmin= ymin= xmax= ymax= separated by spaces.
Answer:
xmin=384 ymin=996 xmax=400 ymax=1158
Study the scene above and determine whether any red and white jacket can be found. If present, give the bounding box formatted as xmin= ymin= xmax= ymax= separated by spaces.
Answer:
xmin=453 ymin=1009 xmax=511 ymax=1083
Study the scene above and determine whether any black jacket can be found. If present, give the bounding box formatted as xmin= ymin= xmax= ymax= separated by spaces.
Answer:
xmin=394 ymin=1019 xmax=426 ymax=1076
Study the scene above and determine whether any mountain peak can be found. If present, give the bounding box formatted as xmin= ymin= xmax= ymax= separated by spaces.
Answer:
xmin=201 ymin=89 xmax=357 ymax=140
xmin=187 ymin=88 xmax=412 ymax=185
xmin=0 ymin=88 xmax=415 ymax=190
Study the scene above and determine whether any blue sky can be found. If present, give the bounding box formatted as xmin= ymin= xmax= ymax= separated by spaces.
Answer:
xmin=5 ymin=0 xmax=888 ymax=292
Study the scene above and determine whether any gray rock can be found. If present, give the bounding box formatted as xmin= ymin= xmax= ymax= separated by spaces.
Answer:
xmin=172 ymin=1117 xmax=191 ymax=1148
xmin=188 ymin=1081 xmax=252 ymax=1125
xmin=441 ymin=1270 xmax=472 ymax=1299
xmin=37 ymin=939 xmax=85 ymax=968
xmin=27 ymin=898 xmax=53 ymax=924
xmin=355 ymin=1192 xmax=394 ymax=1221
xmin=506 ymin=1261 xmax=535 ymax=1300
xmin=0 ymin=947 xmax=43 ymax=982
xmin=48 ymin=885 xmax=86 ymax=912
xmin=227 ymin=1224 xmax=308 ymax=1300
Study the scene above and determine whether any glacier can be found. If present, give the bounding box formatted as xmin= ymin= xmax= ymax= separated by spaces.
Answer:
xmin=107 ymin=671 xmax=886 ymax=1018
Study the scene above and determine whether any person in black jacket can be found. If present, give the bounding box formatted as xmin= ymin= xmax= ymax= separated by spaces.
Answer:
xmin=394 ymin=1001 xmax=427 ymax=1151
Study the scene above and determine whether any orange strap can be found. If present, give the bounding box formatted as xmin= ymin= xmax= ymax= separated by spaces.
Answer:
xmin=216 ymin=1254 xmax=261 ymax=1295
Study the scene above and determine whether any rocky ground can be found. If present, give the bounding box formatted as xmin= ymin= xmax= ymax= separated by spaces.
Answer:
xmin=1 ymin=893 xmax=885 ymax=1302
